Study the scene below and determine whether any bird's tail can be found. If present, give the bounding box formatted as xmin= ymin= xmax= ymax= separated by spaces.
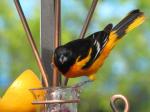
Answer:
xmin=93 ymin=9 xmax=145 ymax=71
xmin=110 ymin=9 xmax=145 ymax=40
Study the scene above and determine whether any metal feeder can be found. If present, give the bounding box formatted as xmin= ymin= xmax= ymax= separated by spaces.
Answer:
xmin=14 ymin=0 xmax=129 ymax=112
xmin=30 ymin=87 xmax=80 ymax=112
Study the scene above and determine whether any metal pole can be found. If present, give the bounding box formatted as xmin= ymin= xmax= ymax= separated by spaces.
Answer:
xmin=41 ymin=0 xmax=55 ymax=86
xmin=53 ymin=0 xmax=61 ymax=87
xmin=79 ymin=0 xmax=98 ymax=39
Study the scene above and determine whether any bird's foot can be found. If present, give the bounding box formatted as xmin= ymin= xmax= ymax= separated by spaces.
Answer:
xmin=72 ymin=80 xmax=93 ymax=89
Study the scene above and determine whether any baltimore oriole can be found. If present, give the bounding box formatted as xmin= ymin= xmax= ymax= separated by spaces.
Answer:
xmin=53 ymin=9 xmax=145 ymax=80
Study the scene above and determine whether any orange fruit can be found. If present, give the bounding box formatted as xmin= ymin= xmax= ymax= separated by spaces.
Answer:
xmin=0 ymin=69 xmax=43 ymax=112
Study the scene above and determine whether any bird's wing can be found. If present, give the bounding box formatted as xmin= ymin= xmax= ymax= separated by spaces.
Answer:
xmin=82 ymin=24 xmax=113 ymax=69
xmin=64 ymin=38 xmax=91 ymax=62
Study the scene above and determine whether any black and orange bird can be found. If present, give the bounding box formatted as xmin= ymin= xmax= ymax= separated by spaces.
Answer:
xmin=53 ymin=9 xmax=145 ymax=80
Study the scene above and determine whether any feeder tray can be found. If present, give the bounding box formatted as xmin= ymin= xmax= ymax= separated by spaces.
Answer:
xmin=30 ymin=87 xmax=80 ymax=105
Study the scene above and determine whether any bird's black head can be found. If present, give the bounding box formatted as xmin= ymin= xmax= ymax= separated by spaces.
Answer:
xmin=54 ymin=46 xmax=75 ymax=74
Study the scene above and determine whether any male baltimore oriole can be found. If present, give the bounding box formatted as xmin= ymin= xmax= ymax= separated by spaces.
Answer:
xmin=53 ymin=9 xmax=145 ymax=80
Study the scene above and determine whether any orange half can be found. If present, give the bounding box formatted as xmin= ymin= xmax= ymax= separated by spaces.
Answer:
xmin=0 ymin=69 xmax=43 ymax=112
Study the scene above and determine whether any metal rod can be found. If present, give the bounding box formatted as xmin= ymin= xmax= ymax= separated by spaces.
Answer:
xmin=14 ymin=0 xmax=49 ymax=87
xmin=32 ymin=99 xmax=80 ymax=104
xmin=41 ymin=0 xmax=55 ymax=86
xmin=110 ymin=94 xmax=129 ymax=112
xmin=79 ymin=0 xmax=98 ymax=39
xmin=64 ymin=0 xmax=98 ymax=86
xmin=53 ymin=0 xmax=61 ymax=87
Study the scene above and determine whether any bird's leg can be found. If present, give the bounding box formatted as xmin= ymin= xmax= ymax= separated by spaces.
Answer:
xmin=72 ymin=79 xmax=93 ymax=89
xmin=72 ymin=74 xmax=95 ymax=89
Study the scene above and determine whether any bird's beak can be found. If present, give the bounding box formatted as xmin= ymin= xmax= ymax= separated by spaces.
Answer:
xmin=60 ymin=56 xmax=67 ymax=64
xmin=60 ymin=58 xmax=65 ymax=64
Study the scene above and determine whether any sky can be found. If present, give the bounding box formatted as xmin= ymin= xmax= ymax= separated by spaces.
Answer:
xmin=17 ymin=0 xmax=137 ymax=20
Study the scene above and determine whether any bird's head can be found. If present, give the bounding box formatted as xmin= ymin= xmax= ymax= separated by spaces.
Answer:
xmin=54 ymin=46 xmax=75 ymax=74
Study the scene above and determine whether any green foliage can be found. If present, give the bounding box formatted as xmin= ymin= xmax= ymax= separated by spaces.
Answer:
xmin=0 ymin=1 xmax=40 ymax=95
xmin=0 ymin=0 xmax=150 ymax=111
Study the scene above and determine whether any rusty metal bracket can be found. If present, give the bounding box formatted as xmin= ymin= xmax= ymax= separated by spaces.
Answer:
xmin=110 ymin=94 xmax=129 ymax=112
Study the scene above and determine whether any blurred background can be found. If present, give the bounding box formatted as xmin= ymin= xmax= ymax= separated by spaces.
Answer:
xmin=0 ymin=0 xmax=150 ymax=111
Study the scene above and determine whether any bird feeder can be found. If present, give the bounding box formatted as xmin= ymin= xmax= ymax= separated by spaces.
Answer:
xmin=14 ymin=0 xmax=129 ymax=112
